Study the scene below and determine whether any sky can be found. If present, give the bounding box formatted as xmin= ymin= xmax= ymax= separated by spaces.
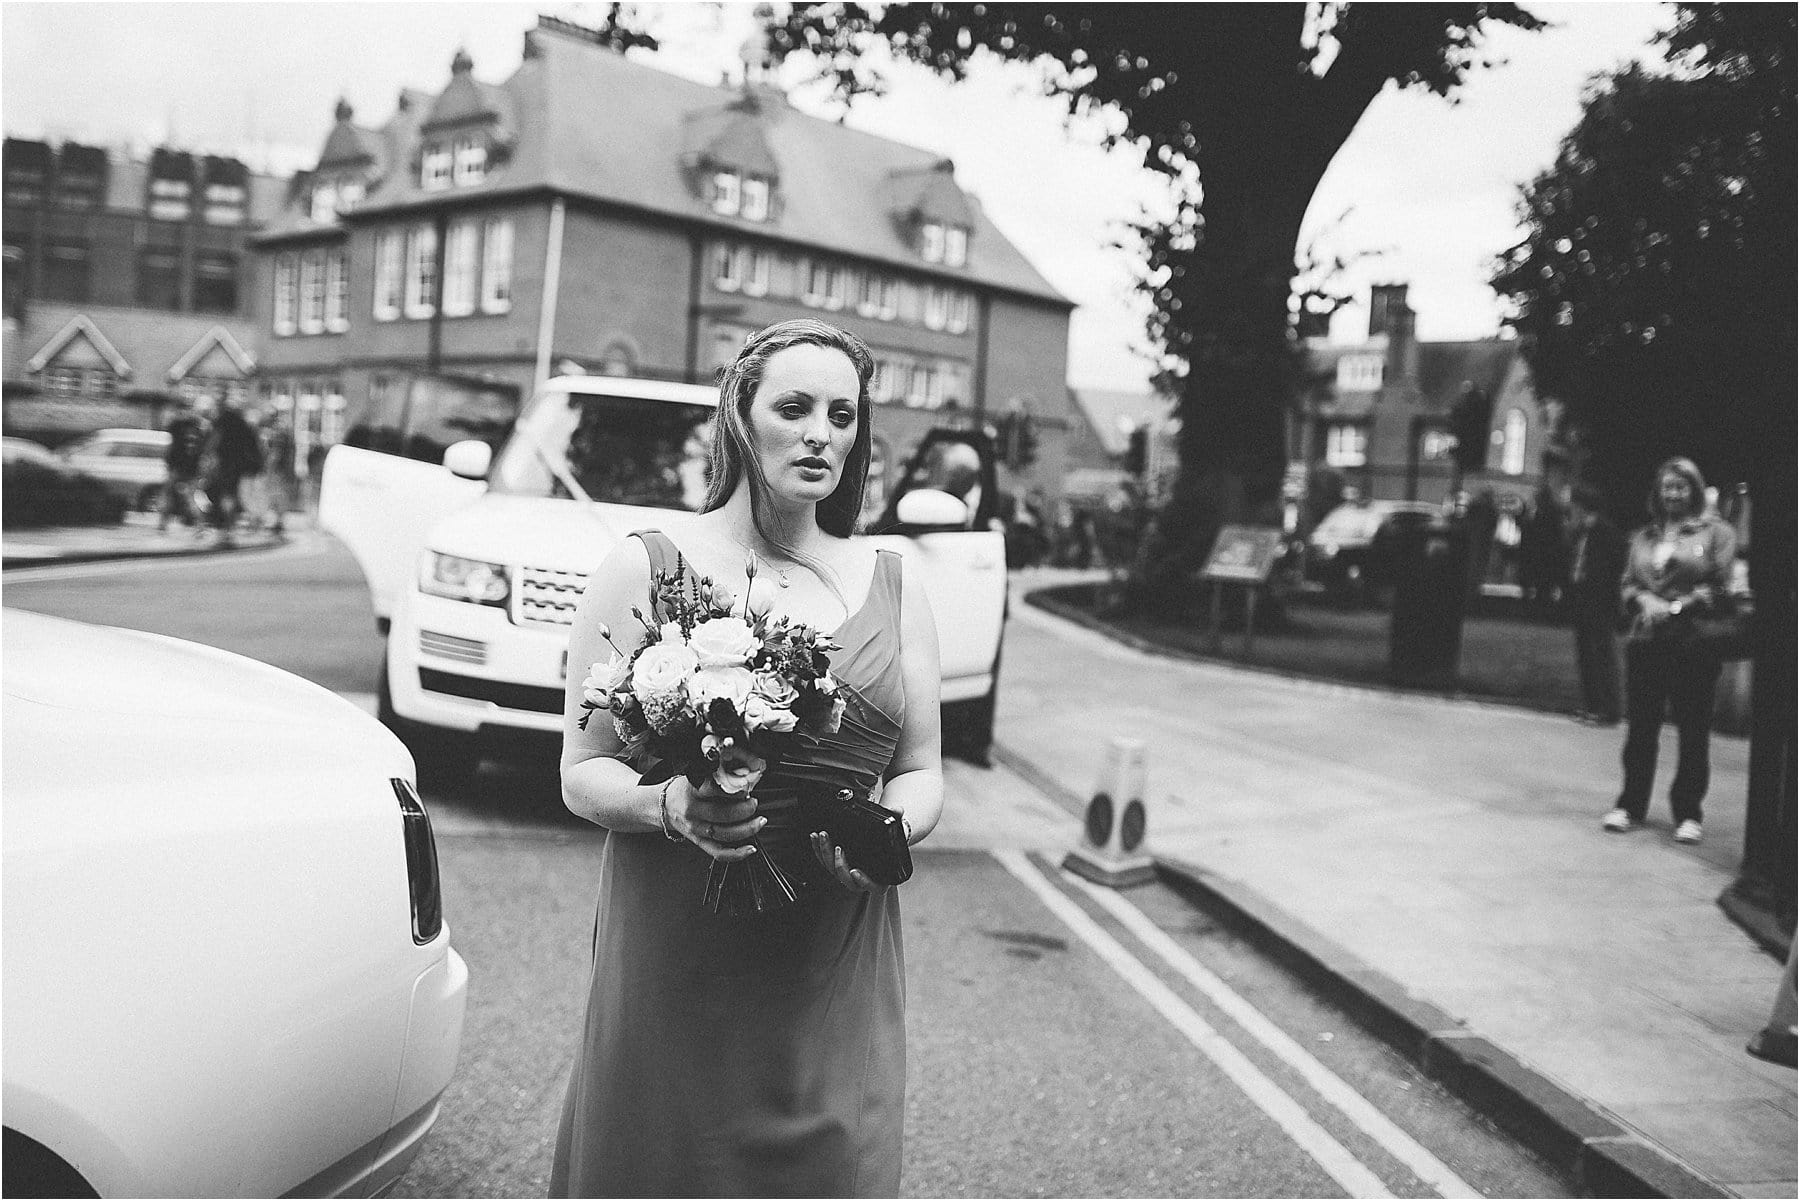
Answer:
xmin=0 ymin=2 xmax=1672 ymax=391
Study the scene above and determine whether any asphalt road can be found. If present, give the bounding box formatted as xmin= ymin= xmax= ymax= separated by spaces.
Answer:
xmin=4 ymin=535 xmax=1571 ymax=1198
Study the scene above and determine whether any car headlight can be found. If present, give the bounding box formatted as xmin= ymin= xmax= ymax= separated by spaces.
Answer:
xmin=419 ymin=551 xmax=510 ymax=607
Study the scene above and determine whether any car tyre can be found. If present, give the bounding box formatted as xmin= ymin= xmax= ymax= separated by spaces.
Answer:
xmin=942 ymin=637 xmax=1001 ymax=767
xmin=3 ymin=1129 xmax=97 ymax=1199
xmin=378 ymin=656 xmax=481 ymax=790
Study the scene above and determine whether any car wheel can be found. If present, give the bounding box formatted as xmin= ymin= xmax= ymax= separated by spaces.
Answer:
xmin=3 ymin=1129 xmax=97 ymax=1199
xmin=378 ymin=656 xmax=481 ymax=789
xmin=942 ymin=638 xmax=1001 ymax=767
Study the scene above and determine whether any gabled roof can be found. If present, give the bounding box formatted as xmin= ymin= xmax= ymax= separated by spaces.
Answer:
xmin=881 ymin=160 xmax=977 ymax=228
xmin=318 ymin=98 xmax=387 ymax=170
xmin=26 ymin=313 xmax=131 ymax=375
xmin=166 ymin=325 xmax=255 ymax=382
xmin=681 ymin=97 xmax=781 ymax=179
xmin=330 ymin=26 xmax=1067 ymax=306
xmin=18 ymin=304 xmax=259 ymax=390
xmin=422 ymin=48 xmax=516 ymax=135
xmin=1070 ymin=387 xmax=1175 ymax=455
xmin=1417 ymin=341 xmax=1516 ymax=410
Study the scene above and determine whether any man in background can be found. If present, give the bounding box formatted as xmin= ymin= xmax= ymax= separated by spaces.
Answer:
xmin=1565 ymin=482 xmax=1627 ymax=726
xmin=158 ymin=400 xmax=208 ymax=533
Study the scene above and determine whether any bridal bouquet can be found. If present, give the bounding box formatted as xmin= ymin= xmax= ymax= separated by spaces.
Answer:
xmin=578 ymin=555 xmax=845 ymax=914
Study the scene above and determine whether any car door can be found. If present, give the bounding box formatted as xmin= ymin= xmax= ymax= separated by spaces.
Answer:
xmin=868 ymin=429 xmax=1007 ymax=697
xmin=318 ymin=445 xmax=486 ymax=621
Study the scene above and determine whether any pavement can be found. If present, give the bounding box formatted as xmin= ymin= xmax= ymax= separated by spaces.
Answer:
xmin=1 ymin=510 xmax=291 ymax=569
xmin=999 ymin=568 xmax=1795 ymax=1199
xmin=8 ymin=529 xmax=1791 ymax=1196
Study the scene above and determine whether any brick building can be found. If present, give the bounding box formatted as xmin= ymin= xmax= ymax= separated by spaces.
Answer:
xmin=1292 ymin=283 xmax=1551 ymax=514
xmin=253 ymin=16 xmax=1076 ymax=502
xmin=1 ymin=137 xmax=281 ymax=444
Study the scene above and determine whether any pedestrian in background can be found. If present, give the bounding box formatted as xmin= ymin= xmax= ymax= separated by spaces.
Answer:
xmin=203 ymin=399 xmax=264 ymax=542
xmin=158 ymin=401 xmax=208 ymax=533
xmin=1520 ymin=484 xmax=1569 ymax=618
xmin=1565 ymin=482 xmax=1626 ymax=726
xmin=1602 ymin=457 xmax=1737 ymax=844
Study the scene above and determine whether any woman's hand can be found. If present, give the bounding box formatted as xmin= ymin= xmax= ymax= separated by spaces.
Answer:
xmin=810 ymin=831 xmax=879 ymax=893
xmin=668 ymin=776 xmax=764 ymax=861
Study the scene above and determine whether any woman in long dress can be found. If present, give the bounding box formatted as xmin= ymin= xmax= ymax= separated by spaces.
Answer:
xmin=551 ymin=319 xmax=944 ymax=1197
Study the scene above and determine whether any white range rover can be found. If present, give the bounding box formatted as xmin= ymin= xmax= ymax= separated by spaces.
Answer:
xmin=321 ymin=374 xmax=1008 ymax=782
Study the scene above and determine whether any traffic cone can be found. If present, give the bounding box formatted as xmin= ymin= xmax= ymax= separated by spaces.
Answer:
xmin=1062 ymin=737 xmax=1155 ymax=888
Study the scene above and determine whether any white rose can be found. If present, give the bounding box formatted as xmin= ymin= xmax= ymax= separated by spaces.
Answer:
xmin=689 ymin=665 xmax=755 ymax=714
xmin=744 ymin=694 xmax=799 ymax=734
xmin=688 ymin=616 xmax=760 ymax=667
xmin=633 ymin=642 xmax=698 ymax=697
xmin=659 ymin=621 xmax=686 ymax=647
xmin=581 ymin=653 xmax=630 ymax=707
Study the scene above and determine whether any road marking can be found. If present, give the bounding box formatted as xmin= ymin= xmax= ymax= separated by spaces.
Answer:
xmin=992 ymin=848 xmax=1396 ymax=1199
xmin=1067 ymin=871 xmax=1479 ymax=1199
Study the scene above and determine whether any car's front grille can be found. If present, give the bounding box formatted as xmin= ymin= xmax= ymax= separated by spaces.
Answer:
xmin=418 ymin=629 xmax=488 ymax=666
xmin=418 ymin=667 xmax=564 ymax=715
xmin=513 ymin=565 xmax=588 ymax=628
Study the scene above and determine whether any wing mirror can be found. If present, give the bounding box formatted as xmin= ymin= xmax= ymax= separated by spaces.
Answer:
xmin=443 ymin=440 xmax=492 ymax=481
xmin=894 ymin=488 xmax=969 ymax=530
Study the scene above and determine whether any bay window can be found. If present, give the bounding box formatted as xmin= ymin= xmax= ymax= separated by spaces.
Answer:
xmin=404 ymin=224 xmax=437 ymax=318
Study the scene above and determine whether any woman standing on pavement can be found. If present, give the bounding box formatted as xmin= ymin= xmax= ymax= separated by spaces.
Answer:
xmin=551 ymin=319 xmax=944 ymax=1197
xmin=1602 ymin=457 xmax=1737 ymax=844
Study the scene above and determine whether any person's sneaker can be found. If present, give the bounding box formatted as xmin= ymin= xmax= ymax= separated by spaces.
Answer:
xmin=1602 ymin=808 xmax=1639 ymax=833
xmin=1673 ymin=820 xmax=1704 ymax=844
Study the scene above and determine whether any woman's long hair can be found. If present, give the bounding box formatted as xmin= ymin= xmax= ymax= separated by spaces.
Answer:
xmin=701 ymin=320 xmax=876 ymax=598
xmin=1646 ymin=456 xmax=1708 ymax=523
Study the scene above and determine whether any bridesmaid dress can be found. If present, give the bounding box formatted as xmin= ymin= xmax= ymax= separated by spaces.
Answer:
xmin=551 ymin=530 xmax=909 ymax=1198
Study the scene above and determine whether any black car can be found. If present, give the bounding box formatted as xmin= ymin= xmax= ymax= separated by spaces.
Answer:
xmin=2 ymin=437 xmax=127 ymax=528
xmin=1305 ymin=500 xmax=1442 ymax=600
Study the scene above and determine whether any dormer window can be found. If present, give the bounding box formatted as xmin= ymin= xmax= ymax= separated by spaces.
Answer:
xmin=921 ymin=222 xmax=944 ymax=264
xmin=741 ymin=177 xmax=769 ymax=221
xmin=337 ymin=179 xmax=365 ymax=211
xmin=453 ymin=136 xmax=486 ymax=186
xmin=310 ymin=180 xmax=338 ymax=224
xmin=421 ymin=143 xmax=452 ymax=191
xmin=945 ymin=226 xmax=968 ymax=267
xmin=1336 ymin=355 xmax=1384 ymax=391
xmin=713 ymin=171 xmax=741 ymax=216
xmin=149 ymin=177 xmax=191 ymax=223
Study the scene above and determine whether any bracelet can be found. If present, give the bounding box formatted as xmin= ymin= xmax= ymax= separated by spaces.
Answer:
xmin=902 ymin=815 xmax=914 ymax=845
xmin=658 ymin=778 xmax=683 ymax=843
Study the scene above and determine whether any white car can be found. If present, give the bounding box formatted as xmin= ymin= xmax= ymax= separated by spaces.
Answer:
xmin=320 ymin=374 xmax=1008 ymax=782
xmin=57 ymin=428 xmax=172 ymax=512
xmin=1 ymin=610 xmax=468 ymax=1198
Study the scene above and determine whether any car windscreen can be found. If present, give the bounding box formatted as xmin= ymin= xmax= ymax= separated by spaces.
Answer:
xmin=487 ymin=388 xmax=716 ymax=509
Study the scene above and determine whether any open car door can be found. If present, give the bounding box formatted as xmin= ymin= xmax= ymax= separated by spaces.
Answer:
xmin=868 ymin=428 xmax=1007 ymax=708
xmin=318 ymin=444 xmax=486 ymax=624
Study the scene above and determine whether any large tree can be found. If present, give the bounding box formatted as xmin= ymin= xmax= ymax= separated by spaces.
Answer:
xmin=1493 ymin=3 xmax=1795 ymax=931
xmin=765 ymin=2 xmax=1541 ymax=604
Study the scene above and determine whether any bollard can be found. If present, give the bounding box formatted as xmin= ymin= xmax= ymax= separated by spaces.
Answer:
xmin=1061 ymin=737 xmax=1155 ymax=888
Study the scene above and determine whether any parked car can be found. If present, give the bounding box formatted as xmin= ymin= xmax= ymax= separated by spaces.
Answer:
xmin=2 ymin=436 xmax=128 ymax=528
xmin=2 ymin=610 xmax=468 ymax=1198
xmin=320 ymin=373 xmax=1008 ymax=782
xmin=57 ymin=427 xmax=171 ymax=512
xmin=1306 ymin=499 xmax=1442 ymax=600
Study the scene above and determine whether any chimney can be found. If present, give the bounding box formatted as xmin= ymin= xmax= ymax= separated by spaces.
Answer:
xmin=1368 ymin=283 xmax=1408 ymax=338
xmin=1369 ymin=284 xmax=1418 ymax=383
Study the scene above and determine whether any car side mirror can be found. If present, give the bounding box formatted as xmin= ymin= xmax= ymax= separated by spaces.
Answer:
xmin=443 ymin=440 xmax=491 ymax=481
xmin=894 ymin=488 xmax=969 ymax=530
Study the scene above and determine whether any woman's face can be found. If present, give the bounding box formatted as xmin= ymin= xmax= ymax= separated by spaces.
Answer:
xmin=743 ymin=343 xmax=861 ymax=508
xmin=1659 ymin=470 xmax=1695 ymax=518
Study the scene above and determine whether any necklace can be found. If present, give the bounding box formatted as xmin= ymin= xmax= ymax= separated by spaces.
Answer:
xmin=731 ymin=538 xmax=793 ymax=588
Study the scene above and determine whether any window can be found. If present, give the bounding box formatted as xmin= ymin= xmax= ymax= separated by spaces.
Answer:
xmin=195 ymin=252 xmax=238 ymax=313
xmin=373 ymin=231 xmax=403 ymax=320
xmin=324 ymin=249 xmax=348 ymax=331
xmin=743 ymin=248 xmax=769 ymax=297
xmin=921 ymin=221 xmax=945 ymax=263
xmin=857 ymin=272 xmax=884 ymax=318
xmin=4 ymin=162 xmax=43 ymax=206
xmin=404 ymin=224 xmax=437 ymax=318
xmin=135 ymin=249 xmax=181 ymax=309
xmin=149 ymin=176 xmax=191 ymax=222
xmin=803 ymin=259 xmax=829 ymax=307
xmin=945 ymin=225 xmax=968 ymax=267
xmin=713 ymin=242 xmax=742 ymax=292
xmin=824 ymin=265 xmax=848 ymax=311
xmin=272 ymin=253 xmax=297 ymax=335
xmin=310 ymin=180 xmax=338 ymax=224
xmin=1500 ymin=407 xmax=1528 ymax=475
xmin=880 ymin=277 xmax=898 ymax=321
xmin=453 ymin=136 xmax=486 ymax=186
xmin=907 ymin=363 xmax=935 ymax=408
xmin=336 ymin=179 xmax=365 ymax=212
xmin=420 ymin=143 xmax=452 ymax=191
xmin=1336 ymin=355 xmax=1384 ymax=391
xmin=947 ymin=291 xmax=972 ymax=335
xmin=442 ymin=219 xmax=479 ymax=316
xmin=1324 ymin=423 xmax=1367 ymax=468
xmin=204 ymin=182 xmax=246 ymax=225
xmin=923 ymin=286 xmax=949 ymax=331
xmin=480 ymin=218 xmax=512 ymax=314
xmin=741 ymin=176 xmax=769 ymax=221
xmin=299 ymin=251 xmax=326 ymax=334
xmin=712 ymin=170 xmax=740 ymax=216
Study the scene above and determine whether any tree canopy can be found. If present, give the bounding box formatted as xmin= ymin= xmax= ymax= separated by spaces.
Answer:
xmin=768 ymin=3 xmax=1541 ymax=594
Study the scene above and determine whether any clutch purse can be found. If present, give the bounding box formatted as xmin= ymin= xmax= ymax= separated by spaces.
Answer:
xmin=801 ymin=786 xmax=913 ymax=887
